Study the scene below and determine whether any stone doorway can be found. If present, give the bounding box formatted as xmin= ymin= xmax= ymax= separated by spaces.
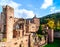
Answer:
xmin=19 ymin=44 xmax=21 ymax=47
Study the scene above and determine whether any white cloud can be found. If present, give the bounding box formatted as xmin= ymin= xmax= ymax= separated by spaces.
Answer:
xmin=50 ymin=6 xmax=60 ymax=14
xmin=41 ymin=0 xmax=53 ymax=9
xmin=55 ymin=10 xmax=60 ymax=12
xmin=14 ymin=9 xmax=34 ymax=18
xmin=50 ymin=6 xmax=55 ymax=13
xmin=20 ymin=9 xmax=34 ymax=18
xmin=0 ymin=0 xmax=8 ymax=6
xmin=8 ymin=1 xmax=21 ymax=9
xmin=0 ymin=0 xmax=35 ymax=18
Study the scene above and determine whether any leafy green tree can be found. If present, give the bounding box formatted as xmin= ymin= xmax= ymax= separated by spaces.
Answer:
xmin=47 ymin=20 xmax=55 ymax=29
xmin=37 ymin=25 xmax=42 ymax=34
xmin=56 ymin=21 xmax=60 ymax=31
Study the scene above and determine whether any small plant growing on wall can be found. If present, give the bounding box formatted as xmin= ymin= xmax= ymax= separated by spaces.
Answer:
xmin=1 ymin=38 xmax=7 ymax=42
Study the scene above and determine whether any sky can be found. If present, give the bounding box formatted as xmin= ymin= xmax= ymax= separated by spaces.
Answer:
xmin=0 ymin=0 xmax=60 ymax=18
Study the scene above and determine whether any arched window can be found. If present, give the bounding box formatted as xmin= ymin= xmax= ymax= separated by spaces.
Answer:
xmin=16 ymin=24 xmax=19 ymax=29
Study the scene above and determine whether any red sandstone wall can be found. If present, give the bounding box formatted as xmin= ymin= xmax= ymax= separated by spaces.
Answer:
xmin=3 ymin=5 xmax=14 ymax=42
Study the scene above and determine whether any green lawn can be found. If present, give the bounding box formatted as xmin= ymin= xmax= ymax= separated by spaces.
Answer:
xmin=44 ymin=38 xmax=60 ymax=47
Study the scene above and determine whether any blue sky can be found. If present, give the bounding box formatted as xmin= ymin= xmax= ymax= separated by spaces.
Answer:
xmin=0 ymin=0 xmax=60 ymax=18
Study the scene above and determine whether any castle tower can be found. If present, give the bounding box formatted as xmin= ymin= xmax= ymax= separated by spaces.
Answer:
xmin=48 ymin=29 xmax=54 ymax=43
xmin=33 ymin=15 xmax=40 ymax=31
xmin=2 ymin=5 xmax=14 ymax=42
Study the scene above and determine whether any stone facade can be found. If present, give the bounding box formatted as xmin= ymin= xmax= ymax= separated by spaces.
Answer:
xmin=0 ymin=5 xmax=40 ymax=47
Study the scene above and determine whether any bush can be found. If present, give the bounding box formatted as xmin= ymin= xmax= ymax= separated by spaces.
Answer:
xmin=1 ymin=38 xmax=7 ymax=42
xmin=37 ymin=34 xmax=44 ymax=39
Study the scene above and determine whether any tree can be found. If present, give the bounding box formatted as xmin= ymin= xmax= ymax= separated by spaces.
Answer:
xmin=47 ymin=20 xmax=55 ymax=29
xmin=56 ymin=21 xmax=60 ymax=31
xmin=37 ymin=25 xmax=42 ymax=34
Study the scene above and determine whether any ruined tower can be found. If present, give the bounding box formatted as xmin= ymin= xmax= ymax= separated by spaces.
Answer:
xmin=2 ymin=5 xmax=14 ymax=42
xmin=33 ymin=15 xmax=40 ymax=31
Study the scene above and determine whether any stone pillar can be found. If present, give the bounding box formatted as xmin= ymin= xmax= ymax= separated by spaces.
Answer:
xmin=48 ymin=29 xmax=54 ymax=43
xmin=24 ymin=20 xmax=26 ymax=35
xmin=51 ymin=29 xmax=54 ymax=42
xmin=20 ymin=30 xmax=23 ymax=38
xmin=30 ymin=33 xmax=34 ymax=47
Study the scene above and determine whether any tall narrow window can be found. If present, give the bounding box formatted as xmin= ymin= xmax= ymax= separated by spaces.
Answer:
xmin=3 ymin=25 xmax=6 ymax=38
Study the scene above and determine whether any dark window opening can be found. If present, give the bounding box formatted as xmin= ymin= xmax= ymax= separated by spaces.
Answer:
xmin=3 ymin=25 xmax=6 ymax=38
xmin=14 ymin=42 xmax=17 ymax=45
xmin=3 ymin=25 xmax=6 ymax=34
xmin=17 ymin=31 xmax=20 ymax=37
xmin=19 ymin=44 xmax=21 ymax=47
xmin=13 ymin=30 xmax=17 ymax=38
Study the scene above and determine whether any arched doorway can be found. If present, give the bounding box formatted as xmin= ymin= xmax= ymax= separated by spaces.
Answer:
xmin=19 ymin=44 xmax=21 ymax=47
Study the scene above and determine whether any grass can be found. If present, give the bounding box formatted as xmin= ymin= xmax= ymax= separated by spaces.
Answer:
xmin=44 ymin=38 xmax=60 ymax=47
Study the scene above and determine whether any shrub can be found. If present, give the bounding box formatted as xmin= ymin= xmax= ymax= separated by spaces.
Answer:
xmin=1 ymin=38 xmax=7 ymax=42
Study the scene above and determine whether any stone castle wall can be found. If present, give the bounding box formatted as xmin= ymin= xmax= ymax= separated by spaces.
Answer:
xmin=0 ymin=5 xmax=40 ymax=47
